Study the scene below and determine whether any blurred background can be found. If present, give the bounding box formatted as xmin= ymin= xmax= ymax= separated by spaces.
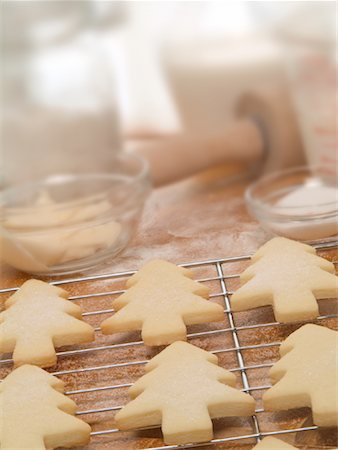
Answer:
xmin=2 ymin=0 xmax=336 ymax=186
xmin=0 ymin=0 xmax=337 ymax=276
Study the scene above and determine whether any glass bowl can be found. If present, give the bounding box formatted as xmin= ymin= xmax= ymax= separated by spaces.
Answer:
xmin=245 ymin=166 xmax=338 ymax=241
xmin=0 ymin=152 xmax=151 ymax=275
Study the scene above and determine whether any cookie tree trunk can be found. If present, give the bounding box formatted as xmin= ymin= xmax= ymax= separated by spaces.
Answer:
xmin=14 ymin=334 xmax=56 ymax=367
xmin=163 ymin=403 xmax=213 ymax=443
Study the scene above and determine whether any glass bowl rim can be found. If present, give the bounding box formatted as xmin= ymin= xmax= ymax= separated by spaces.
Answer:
xmin=245 ymin=165 xmax=338 ymax=222
xmin=0 ymin=151 xmax=150 ymax=214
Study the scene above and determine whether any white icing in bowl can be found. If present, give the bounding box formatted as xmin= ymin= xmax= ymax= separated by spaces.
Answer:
xmin=245 ymin=166 xmax=338 ymax=241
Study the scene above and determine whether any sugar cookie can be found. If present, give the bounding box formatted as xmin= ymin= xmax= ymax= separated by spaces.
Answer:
xmin=101 ymin=260 xmax=224 ymax=345
xmin=253 ymin=437 xmax=298 ymax=449
xmin=231 ymin=237 xmax=338 ymax=322
xmin=0 ymin=279 xmax=94 ymax=367
xmin=115 ymin=341 xmax=255 ymax=444
xmin=0 ymin=364 xmax=91 ymax=449
xmin=263 ymin=324 xmax=338 ymax=427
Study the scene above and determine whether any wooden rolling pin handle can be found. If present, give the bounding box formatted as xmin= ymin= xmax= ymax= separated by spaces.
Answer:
xmin=130 ymin=118 xmax=264 ymax=186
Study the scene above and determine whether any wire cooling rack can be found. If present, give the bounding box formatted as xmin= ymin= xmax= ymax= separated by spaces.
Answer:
xmin=0 ymin=240 xmax=337 ymax=449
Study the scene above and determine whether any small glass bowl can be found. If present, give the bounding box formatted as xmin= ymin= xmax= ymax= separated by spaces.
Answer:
xmin=0 ymin=152 xmax=151 ymax=275
xmin=246 ymin=166 xmax=338 ymax=241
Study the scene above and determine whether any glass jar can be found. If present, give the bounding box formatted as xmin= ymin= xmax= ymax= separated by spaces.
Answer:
xmin=2 ymin=1 xmax=123 ymax=187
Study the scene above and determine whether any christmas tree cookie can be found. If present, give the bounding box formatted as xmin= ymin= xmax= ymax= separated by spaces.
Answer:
xmin=263 ymin=324 xmax=338 ymax=427
xmin=115 ymin=341 xmax=255 ymax=444
xmin=231 ymin=237 xmax=338 ymax=322
xmin=253 ymin=437 xmax=298 ymax=449
xmin=0 ymin=364 xmax=91 ymax=449
xmin=101 ymin=260 xmax=224 ymax=345
xmin=0 ymin=279 xmax=94 ymax=367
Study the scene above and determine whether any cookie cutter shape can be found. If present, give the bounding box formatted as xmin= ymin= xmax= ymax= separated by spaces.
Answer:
xmin=263 ymin=324 xmax=338 ymax=427
xmin=231 ymin=237 xmax=338 ymax=323
xmin=101 ymin=259 xmax=224 ymax=345
xmin=0 ymin=364 xmax=91 ymax=449
xmin=115 ymin=341 xmax=255 ymax=444
xmin=0 ymin=279 xmax=94 ymax=368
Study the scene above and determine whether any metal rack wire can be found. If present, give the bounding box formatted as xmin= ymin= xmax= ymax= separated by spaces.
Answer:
xmin=0 ymin=240 xmax=337 ymax=449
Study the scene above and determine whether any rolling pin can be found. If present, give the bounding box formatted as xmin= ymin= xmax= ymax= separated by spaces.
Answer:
xmin=126 ymin=85 xmax=305 ymax=186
